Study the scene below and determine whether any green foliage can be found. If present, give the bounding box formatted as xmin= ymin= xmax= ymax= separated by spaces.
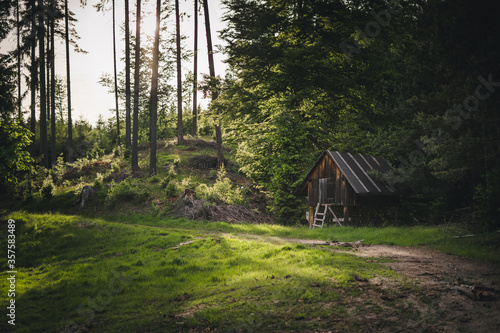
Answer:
xmin=87 ymin=142 xmax=105 ymax=159
xmin=111 ymin=162 xmax=120 ymax=173
xmin=149 ymin=175 xmax=160 ymax=184
xmin=219 ymin=0 xmax=500 ymax=224
xmin=40 ymin=177 xmax=55 ymax=200
xmin=225 ymin=99 xmax=314 ymax=224
xmin=160 ymin=165 xmax=177 ymax=189
xmin=113 ymin=145 xmax=122 ymax=158
xmin=0 ymin=120 xmax=33 ymax=195
xmin=3 ymin=212 xmax=500 ymax=331
xmin=105 ymin=179 xmax=149 ymax=206
xmin=93 ymin=173 xmax=105 ymax=191
xmin=50 ymin=155 xmax=69 ymax=185
xmin=474 ymin=167 xmax=500 ymax=231
xmin=123 ymin=147 xmax=131 ymax=160
xmin=164 ymin=180 xmax=178 ymax=198
xmin=196 ymin=165 xmax=245 ymax=205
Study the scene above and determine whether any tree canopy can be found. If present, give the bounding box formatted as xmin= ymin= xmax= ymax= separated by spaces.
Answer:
xmin=218 ymin=0 xmax=500 ymax=227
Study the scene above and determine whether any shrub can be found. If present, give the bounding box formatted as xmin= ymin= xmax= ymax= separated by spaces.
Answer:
xmin=149 ymin=175 xmax=161 ymax=184
xmin=164 ymin=181 xmax=178 ymax=198
xmin=23 ymin=179 xmax=34 ymax=199
xmin=49 ymin=155 xmax=68 ymax=185
xmin=40 ymin=178 xmax=54 ymax=200
xmin=88 ymin=142 xmax=105 ymax=159
xmin=111 ymin=162 xmax=120 ymax=173
xmin=196 ymin=165 xmax=245 ymax=205
xmin=93 ymin=173 xmax=104 ymax=191
xmin=160 ymin=165 xmax=177 ymax=189
xmin=113 ymin=146 xmax=122 ymax=158
xmin=106 ymin=179 xmax=149 ymax=206
xmin=208 ymin=169 xmax=217 ymax=179
xmin=32 ymin=165 xmax=48 ymax=184
xmin=181 ymin=176 xmax=194 ymax=188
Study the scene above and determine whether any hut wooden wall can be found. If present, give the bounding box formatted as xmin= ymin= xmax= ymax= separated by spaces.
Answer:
xmin=307 ymin=154 xmax=356 ymax=207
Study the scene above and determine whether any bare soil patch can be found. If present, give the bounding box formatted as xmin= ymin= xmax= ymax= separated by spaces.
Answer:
xmin=287 ymin=239 xmax=500 ymax=332
xmin=353 ymin=245 xmax=500 ymax=332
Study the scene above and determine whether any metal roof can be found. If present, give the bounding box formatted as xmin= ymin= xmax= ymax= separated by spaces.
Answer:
xmin=327 ymin=151 xmax=395 ymax=195
xmin=297 ymin=150 xmax=396 ymax=196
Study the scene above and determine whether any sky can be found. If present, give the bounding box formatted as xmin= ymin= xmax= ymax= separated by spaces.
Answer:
xmin=1 ymin=0 xmax=228 ymax=126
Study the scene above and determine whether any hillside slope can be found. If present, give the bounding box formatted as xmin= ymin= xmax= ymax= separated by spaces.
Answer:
xmin=7 ymin=138 xmax=273 ymax=224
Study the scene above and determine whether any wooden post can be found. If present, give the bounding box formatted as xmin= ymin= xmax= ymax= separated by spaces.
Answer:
xmin=309 ymin=206 xmax=314 ymax=229
xmin=343 ymin=206 xmax=349 ymax=225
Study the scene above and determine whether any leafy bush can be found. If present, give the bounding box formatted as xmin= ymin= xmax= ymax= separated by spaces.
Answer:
xmin=105 ymin=179 xmax=149 ymax=206
xmin=0 ymin=120 xmax=33 ymax=195
xmin=149 ymin=175 xmax=161 ymax=184
xmin=111 ymin=162 xmax=120 ymax=173
xmin=87 ymin=142 xmax=105 ymax=159
xmin=49 ymin=155 xmax=68 ymax=185
xmin=196 ymin=165 xmax=245 ymax=205
xmin=160 ymin=165 xmax=177 ymax=189
xmin=40 ymin=178 xmax=54 ymax=200
xmin=32 ymin=165 xmax=48 ymax=184
xmin=93 ymin=173 xmax=104 ymax=191
xmin=113 ymin=146 xmax=122 ymax=158
xmin=164 ymin=181 xmax=178 ymax=198
xmin=181 ymin=176 xmax=194 ymax=188
xmin=208 ymin=169 xmax=217 ymax=179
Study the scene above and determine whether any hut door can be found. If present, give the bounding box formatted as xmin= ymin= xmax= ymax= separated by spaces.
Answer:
xmin=319 ymin=178 xmax=334 ymax=204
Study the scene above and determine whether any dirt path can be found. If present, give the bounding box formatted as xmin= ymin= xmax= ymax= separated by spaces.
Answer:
xmin=124 ymin=223 xmax=500 ymax=331
xmin=286 ymin=239 xmax=500 ymax=332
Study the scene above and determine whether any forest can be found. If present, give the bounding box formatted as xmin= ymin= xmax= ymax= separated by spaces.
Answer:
xmin=1 ymin=0 xmax=500 ymax=229
xmin=1 ymin=1 xmax=500 ymax=332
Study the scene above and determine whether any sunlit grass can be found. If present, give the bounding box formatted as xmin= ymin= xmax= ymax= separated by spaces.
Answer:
xmin=1 ymin=212 xmax=498 ymax=332
xmin=98 ymin=213 xmax=500 ymax=264
xmin=0 ymin=212 xmax=398 ymax=332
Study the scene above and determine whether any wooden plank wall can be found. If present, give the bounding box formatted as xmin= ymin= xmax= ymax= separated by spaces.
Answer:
xmin=307 ymin=154 xmax=356 ymax=207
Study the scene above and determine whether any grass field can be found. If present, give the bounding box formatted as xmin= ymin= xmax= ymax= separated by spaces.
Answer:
xmin=1 ymin=211 xmax=499 ymax=332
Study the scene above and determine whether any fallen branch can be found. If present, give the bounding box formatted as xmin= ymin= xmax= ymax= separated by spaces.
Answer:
xmin=170 ymin=240 xmax=196 ymax=250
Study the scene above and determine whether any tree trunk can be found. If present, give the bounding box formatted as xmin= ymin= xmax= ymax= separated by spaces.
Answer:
xmin=65 ymin=0 xmax=73 ymax=162
xmin=125 ymin=0 xmax=131 ymax=148
xmin=192 ymin=0 xmax=198 ymax=136
xmin=149 ymin=0 xmax=161 ymax=176
xmin=132 ymin=0 xmax=141 ymax=173
xmin=202 ymin=0 xmax=223 ymax=167
xmin=38 ymin=0 xmax=48 ymax=168
xmin=50 ymin=2 xmax=56 ymax=166
xmin=30 ymin=0 xmax=37 ymax=157
xmin=176 ymin=0 xmax=184 ymax=145
xmin=112 ymin=0 xmax=120 ymax=147
xmin=46 ymin=21 xmax=51 ymax=124
xmin=17 ymin=0 xmax=21 ymax=120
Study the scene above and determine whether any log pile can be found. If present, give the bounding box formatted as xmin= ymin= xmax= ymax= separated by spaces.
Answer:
xmin=174 ymin=198 xmax=269 ymax=224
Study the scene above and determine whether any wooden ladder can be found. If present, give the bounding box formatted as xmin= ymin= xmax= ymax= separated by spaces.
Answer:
xmin=313 ymin=203 xmax=342 ymax=228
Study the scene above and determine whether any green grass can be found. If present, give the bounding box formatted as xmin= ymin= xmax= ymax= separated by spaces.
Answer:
xmin=99 ymin=214 xmax=500 ymax=264
xmin=1 ymin=212 xmax=499 ymax=332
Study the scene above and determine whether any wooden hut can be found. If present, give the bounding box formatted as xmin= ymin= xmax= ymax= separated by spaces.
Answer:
xmin=297 ymin=150 xmax=398 ymax=228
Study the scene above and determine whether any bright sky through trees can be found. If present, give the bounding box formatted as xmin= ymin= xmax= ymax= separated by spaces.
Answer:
xmin=1 ymin=0 xmax=227 ymax=125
